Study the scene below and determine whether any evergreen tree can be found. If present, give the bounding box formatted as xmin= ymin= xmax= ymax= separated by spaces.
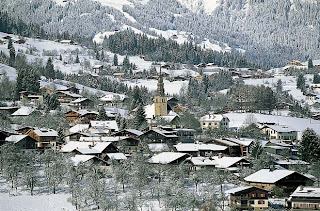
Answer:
xmin=97 ymin=107 xmax=108 ymax=121
xmin=133 ymin=104 xmax=147 ymax=130
xmin=276 ymin=79 xmax=283 ymax=93
xmin=308 ymin=58 xmax=314 ymax=69
xmin=299 ymin=128 xmax=320 ymax=162
xmin=113 ymin=54 xmax=118 ymax=66
xmin=75 ymin=53 xmax=80 ymax=63
xmin=9 ymin=46 xmax=15 ymax=67
xmin=296 ymin=74 xmax=305 ymax=91
xmin=123 ymin=55 xmax=130 ymax=69
xmin=313 ymin=74 xmax=320 ymax=84
xmin=44 ymin=93 xmax=60 ymax=111
xmin=45 ymin=57 xmax=55 ymax=79
xmin=7 ymin=38 xmax=13 ymax=50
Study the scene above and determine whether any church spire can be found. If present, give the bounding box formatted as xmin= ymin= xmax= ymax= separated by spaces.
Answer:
xmin=156 ymin=66 xmax=165 ymax=96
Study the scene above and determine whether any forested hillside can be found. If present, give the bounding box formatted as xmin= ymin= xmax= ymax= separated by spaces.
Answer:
xmin=1 ymin=0 xmax=320 ymax=67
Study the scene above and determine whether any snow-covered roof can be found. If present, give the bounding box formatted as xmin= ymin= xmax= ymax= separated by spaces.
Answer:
xmin=144 ymin=103 xmax=156 ymax=119
xmin=106 ymin=153 xmax=127 ymax=160
xmin=5 ymin=135 xmax=29 ymax=143
xmin=224 ymin=138 xmax=253 ymax=147
xmin=269 ymin=140 xmax=292 ymax=147
xmin=148 ymin=143 xmax=169 ymax=152
xmin=11 ymin=107 xmax=35 ymax=116
xmin=93 ymin=64 xmax=103 ymax=68
xmin=226 ymin=186 xmax=256 ymax=194
xmin=213 ymin=156 xmax=249 ymax=168
xmin=274 ymin=160 xmax=309 ymax=165
xmin=79 ymin=136 xmax=127 ymax=142
xmin=244 ymin=169 xmax=298 ymax=184
xmin=213 ymin=139 xmax=239 ymax=147
xmin=187 ymin=157 xmax=218 ymax=166
xmin=33 ymin=128 xmax=58 ymax=137
xmin=71 ymin=155 xmax=95 ymax=166
xmin=122 ymin=129 xmax=143 ymax=136
xmin=90 ymin=121 xmax=119 ymax=131
xmin=290 ymin=186 xmax=320 ymax=198
xmin=57 ymin=91 xmax=82 ymax=98
xmin=149 ymin=152 xmax=189 ymax=164
xmin=263 ymin=125 xmax=298 ymax=133
xmin=199 ymin=114 xmax=228 ymax=122
xmin=174 ymin=143 xmax=227 ymax=152
xmin=156 ymin=115 xmax=179 ymax=123
xmin=69 ymin=124 xmax=90 ymax=133
xmin=151 ymin=129 xmax=178 ymax=138
xmin=99 ymin=93 xmax=127 ymax=102
xmin=76 ymin=148 xmax=100 ymax=155
xmin=61 ymin=141 xmax=113 ymax=153
xmin=71 ymin=98 xmax=90 ymax=103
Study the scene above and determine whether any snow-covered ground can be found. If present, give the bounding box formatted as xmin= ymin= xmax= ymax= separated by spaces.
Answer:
xmin=244 ymin=75 xmax=314 ymax=103
xmin=0 ymin=178 xmax=75 ymax=211
xmin=123 ymin=79 xmax=188 ymax=95
xmin=0 ymin=63 xmax=17 ymax=81
xmin=225 ymin=112 xmax=320 ymax=139
xmin=176 ymin=0 xmax=220 ymax=14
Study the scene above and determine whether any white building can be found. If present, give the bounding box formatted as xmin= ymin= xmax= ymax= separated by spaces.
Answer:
xmin=199 ymin=113 xmax=229 ymax=130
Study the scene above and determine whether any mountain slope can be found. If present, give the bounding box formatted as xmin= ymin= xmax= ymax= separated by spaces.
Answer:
xmin=1 ymin=0 xmax=319 ymax=67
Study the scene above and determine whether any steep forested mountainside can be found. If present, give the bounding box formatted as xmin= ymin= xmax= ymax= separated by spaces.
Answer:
xmin=0 ymin=0 xmax=319 ymax=67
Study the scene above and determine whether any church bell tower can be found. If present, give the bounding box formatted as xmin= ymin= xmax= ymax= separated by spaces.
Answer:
xmin=154 ymin=67 xmax=167 ymax=117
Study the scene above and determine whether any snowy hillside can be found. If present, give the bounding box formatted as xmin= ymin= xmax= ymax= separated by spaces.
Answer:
xmin=0 ymin=63 xmax=17 ymax=81
xmin=176 ymin=0 xmax=220 ymax=14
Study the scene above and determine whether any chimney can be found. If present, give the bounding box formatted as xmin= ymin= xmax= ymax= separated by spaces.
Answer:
xmin=218 ymin=153 xmax=223 ymax=159
xmin=299 ymin=186 xmax=303 ymax=191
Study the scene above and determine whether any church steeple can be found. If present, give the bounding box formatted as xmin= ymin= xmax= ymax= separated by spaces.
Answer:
xmin=157 ymin=66 xmax=165 ymax=96
xmin=154 ymin=66 xmax=167 ymax=117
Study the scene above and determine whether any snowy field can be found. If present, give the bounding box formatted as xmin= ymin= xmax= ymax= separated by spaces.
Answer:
xmin=225 ymin=112 xmax=320 ymax=139
xmin=123 ymin=79 xmax=188 ymax=95
xmin=244 ymin=75 xmax=314 ymax=102
xmin=0 ymin=178 xmax=75 ymax=211
xmin=0 ymin=63 xmax=17 ymax=81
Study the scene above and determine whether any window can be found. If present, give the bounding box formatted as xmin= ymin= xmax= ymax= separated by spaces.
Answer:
xmin=203 ymin=123 xmax=206 ymax=125
xmin=250 ymin=200 xmax=254 ymax=204
xmin=209 ymin=123 xmax=211 ymax=126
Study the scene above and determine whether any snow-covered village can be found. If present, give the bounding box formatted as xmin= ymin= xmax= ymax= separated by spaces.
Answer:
xmin=1 ymin=0 xmax=320 ymax=210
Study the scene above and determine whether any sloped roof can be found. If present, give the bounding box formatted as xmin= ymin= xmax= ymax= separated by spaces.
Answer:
xmin=174 ymin=143 xmax=227 ymax=152
xmin=79 ymin=136 xmax=127 ymax=142
xmin=213 ymin=156 xmax=250 ymax=168
xmin=187 ymin=157 xmax=218 ymax=166
xmin=71 ymin=98 xmax=90 ymax=103
xmin=33 ymin=128 xmax=58 ymax=137
xmin=263 ymin=125 xmax=298 ymax=133
xmin=291 ymin=186 xmax=320 ymax=198
xmin=106 ymin=153 xmax=127 ymax=160
xmin=57 ymin=91 xmax=82 ymax=98
xmin=150 ymin=129 xmax=178 ymax=138
xmin=61 ymin=141 xmax=113 ymax=153
xmin=123 ymin=129 xmax=143 ymax=136
xmin=71 ymin=155 xmax=95 ymax=166
xmin=226 ymin=186 xmax=254 ymax=194
xmin=244 ymin=169 xmax=298 ymax=184
xmin=69 ymin=124 xmax=89 ymax=133
xmin=90 ymin=121 xmax=119 ymax=131
xmin=200 ymin=114 xmax=228 ymax=122
xmin=149 ymin=152 xmax=189 ymax=164
xmin=5 ymin=135 xmax=29 ymax=143
xmin=12 ymin=107 xmax=35 ymax=116
xmin=224 ymin=138 xmax=253 ymax=147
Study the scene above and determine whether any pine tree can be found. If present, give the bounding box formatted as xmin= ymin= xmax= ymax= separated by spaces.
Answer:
xmin=297 ymin=74 xmax=305 ymax=91
xmin=308 ymin=58 xmax=314 ymax=69
xmin=133 ymin=104 xmax=147 ymax=130
xmin=123 ymin=55 xmax=130 ymax=69
xmin=9 ymin=47 xmax=15 ymax=67
xmin=97 ymin=107 xmax=108 ymax=121
xmin=313 ymin=74 xmax=320 ymax=84
xmin=46 ymin=57 xmax=55 ymax=79
xmin=276 ymin=79 xmax=283 ymax=93
xmin=75 ymin=53 xmax=80 ymax=63
xmin=300 ymin=128 xmax=320 ymax=162
xmin=7 ymin=38 xmax=13 ymax=50
xmin=113 ymin=54 xmax=118 ymax=66
xmin=44 ymin=93 xmax=60 ymax=111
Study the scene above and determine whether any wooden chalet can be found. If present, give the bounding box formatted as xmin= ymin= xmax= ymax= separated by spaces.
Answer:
xmin=56 ymin=91 xmax=82 ymax=103
xmin=0 ymin=107 xmax=19 ymax=115
xmin=288 ymin=186 xmax=320 ymax=210
xmin=140 ymin=129 xmax=179 ymax=145
xmin=227 ymin=186 xmax=269 ymax=210
xmin=205 ymin=138 xmax=241 ymax=156
xmin=244 ymin=169 xmax=314 ymax=194
xmin=26 ymin=128 xmax=58 ymax=149
xmin=71 ymin=98 xmax=94 ymax=109
xmin=64 ymin=110 xmax=98 ymax=123
xmin=114 ymin=129 xmax=143 ymax=138
xmin=5 ymin=135 xmax=37 ymax=150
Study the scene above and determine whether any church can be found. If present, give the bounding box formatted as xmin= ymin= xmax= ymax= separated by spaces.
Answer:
xmin=144 ymin=67 xmax=181 ymax=128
